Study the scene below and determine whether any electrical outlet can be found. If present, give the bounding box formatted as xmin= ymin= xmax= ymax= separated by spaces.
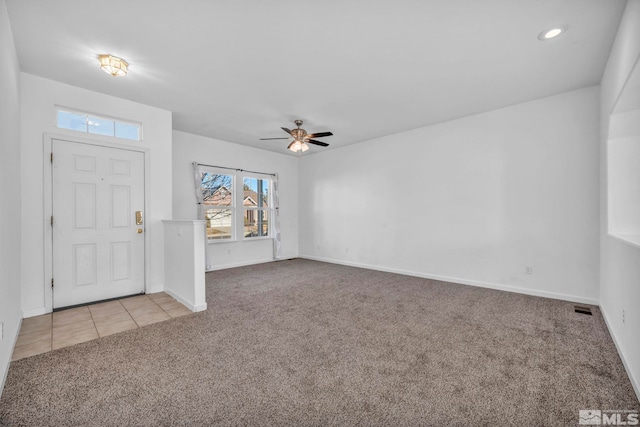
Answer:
xmin=525 ymin=266 xmax=533 ymax=275
xmin=345 ymin=248 xmax=349 ymax=254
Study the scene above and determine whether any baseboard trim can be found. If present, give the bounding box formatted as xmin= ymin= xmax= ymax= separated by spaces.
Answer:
xmin=205 ymin=257 xmax=279 ymax=272
xmin=162 ymin=289 xmax=207 ymax=313
xmin=1 ymin=315 xmax=22 ymax=396
xmin=299 ymin=255 xmax=599 ymax=305
xmin=600 ymin=304 xmax=640 ymax=402
xmin=22 ymin=307 xmax=48 ymax=318
xmin=193 ymin=303 xmax=207 ymax=312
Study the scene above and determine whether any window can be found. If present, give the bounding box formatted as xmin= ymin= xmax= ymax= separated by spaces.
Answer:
xmin=243 ymin=177 xmax=270 ymax=238
xmin=57 ymin=109 xmax=142 ymax=141
xmin=201 ymin=173 xmax=234 ymax=240
xmin=197 ymin=168 xmax=273 ymax=242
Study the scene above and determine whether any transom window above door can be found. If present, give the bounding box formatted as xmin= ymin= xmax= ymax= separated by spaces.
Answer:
xmin=56 ymin=108 xmax=142 ymax=142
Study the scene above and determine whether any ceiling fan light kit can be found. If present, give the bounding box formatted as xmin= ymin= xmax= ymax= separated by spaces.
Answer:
xmin=260 ymin=119 xmax=333 ymax=154
xmin=288 ymin=140 xmax=309 ymax=152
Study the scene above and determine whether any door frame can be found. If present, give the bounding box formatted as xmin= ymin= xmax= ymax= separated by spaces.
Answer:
xmin=43 ymin=132 xmax=151 ymax=313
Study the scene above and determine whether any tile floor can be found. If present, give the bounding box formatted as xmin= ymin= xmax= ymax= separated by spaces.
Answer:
xmin=12 ymin=293 xmax=193 ymax=361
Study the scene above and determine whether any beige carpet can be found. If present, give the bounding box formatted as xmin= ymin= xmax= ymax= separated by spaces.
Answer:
xmin=1 ymin=259 xmax=638 ymax=426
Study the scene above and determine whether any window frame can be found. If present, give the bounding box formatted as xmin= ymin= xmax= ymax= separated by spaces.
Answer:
xmin=241 ymin=175 xmax=272 ymax=240
xmin=198 ymin=168 xmax=274 ymax=244
xmin=200 ymin=169 xmax=236 ymax=243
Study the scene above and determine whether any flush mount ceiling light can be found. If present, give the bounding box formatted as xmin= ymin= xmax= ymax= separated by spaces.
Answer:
xmin=538 ymin=26 xmax=567 ymax=41
xmin=98 ymin=54 xmax=128 ymax=77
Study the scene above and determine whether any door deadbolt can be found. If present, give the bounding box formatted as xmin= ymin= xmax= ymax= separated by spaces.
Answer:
xmin=135 ymin=211 xmax=143 ymax=225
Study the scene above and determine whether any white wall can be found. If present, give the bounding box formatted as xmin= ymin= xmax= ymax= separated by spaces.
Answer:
xmin=299 ymin=87 xmax=600 ymax=304
xmin=0 ymin=0 xmax=22 ymax=393
xmin=163 ymin=220 xmax=207 ymax=312
xmin=20 ymin=73 xmax=173 ymax=317
xmin=172 ymin=130 xmax=299 ymax=269
xmin=599 ymin=0 xmax=640 ymax=398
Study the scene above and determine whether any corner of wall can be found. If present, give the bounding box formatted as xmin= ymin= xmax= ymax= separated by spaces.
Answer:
xmin=0 ymin=0 xmax=23 ymax=395
xmin=598 ymin=0 xmax=640 ymax=401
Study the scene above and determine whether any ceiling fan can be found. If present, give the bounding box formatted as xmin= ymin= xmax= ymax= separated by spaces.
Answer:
xmin=260 ymin=120 xmax=333 ymax=152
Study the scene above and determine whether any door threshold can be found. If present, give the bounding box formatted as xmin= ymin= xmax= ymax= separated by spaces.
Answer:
xmin=53 ymin=292 xmax=145 ymax=312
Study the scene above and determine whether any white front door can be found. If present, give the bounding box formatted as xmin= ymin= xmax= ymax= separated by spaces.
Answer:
xmin=52 ymin=139 xmax=145 ymax=308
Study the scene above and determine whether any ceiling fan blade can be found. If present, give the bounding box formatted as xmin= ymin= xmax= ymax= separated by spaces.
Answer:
xmin=281 ymin=127 xmax=293 ymax=135
xmin=306 ymin=139 xmax=329 ymax=147
xmin=306 ymin=131 xmax=333 ymax=138
xmin=260 ymin=137 xmax=290 ymax=140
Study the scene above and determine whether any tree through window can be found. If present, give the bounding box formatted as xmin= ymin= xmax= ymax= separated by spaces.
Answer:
xmin=201 ymin=173 xmax=234 ymax=240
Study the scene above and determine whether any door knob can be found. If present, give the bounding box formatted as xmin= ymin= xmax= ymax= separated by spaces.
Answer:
xmin=137 ymin=228 xmax=143 ymax=234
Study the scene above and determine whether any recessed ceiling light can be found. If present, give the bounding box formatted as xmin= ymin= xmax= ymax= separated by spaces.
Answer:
xmin=538 ymin=26 xmax=567 ymax=41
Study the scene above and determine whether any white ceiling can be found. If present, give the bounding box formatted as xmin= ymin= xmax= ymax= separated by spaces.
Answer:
xmin=5 ymin=0 xmax=627 ymax=154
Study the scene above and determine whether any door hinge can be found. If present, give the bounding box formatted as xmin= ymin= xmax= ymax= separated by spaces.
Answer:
xmin=51 ymin=215 xmax=53 ymax=225
xmin=50 ymin=152 xmax=53 ymax=163
xmin=51 ymin=278 xmax=54 ymax=288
